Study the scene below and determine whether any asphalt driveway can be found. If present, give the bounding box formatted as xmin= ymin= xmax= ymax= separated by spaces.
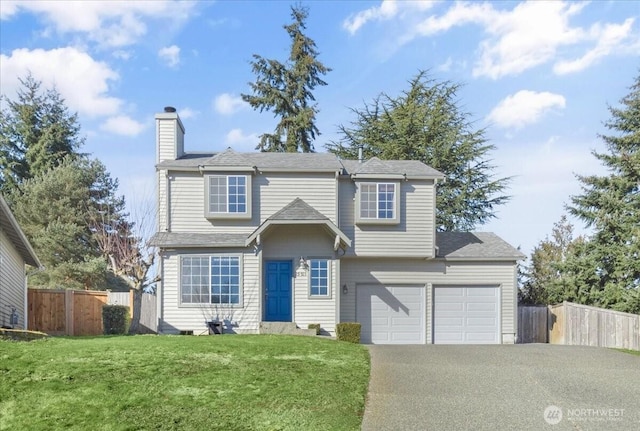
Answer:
xmin=362 ymin=344 xmax=639 ymax=431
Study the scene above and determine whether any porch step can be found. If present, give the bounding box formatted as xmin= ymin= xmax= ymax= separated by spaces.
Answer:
xmin=259 ymin=322 xmax=317 ymax=336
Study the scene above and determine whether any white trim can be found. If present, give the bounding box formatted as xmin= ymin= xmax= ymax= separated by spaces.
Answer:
xmin=355 ymin=181 xmax=400 ymax=225
xmin=307 ymin=258 xmax=332 ymax=299
xmin=204 ymin=174 xmax=252 ymax=220
xmin=177 ymin=253 xmax=244 ymax=308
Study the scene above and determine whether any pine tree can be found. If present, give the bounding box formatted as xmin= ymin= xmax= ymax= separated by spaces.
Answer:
xmin=520 ymin=216 xmax=585 ymax=305
xmin=242 ymin=5 xmax=330 ymax=152
xmin=10 ymin=157 xmax=127 ymax=289
xmin=566 ymin=72 xmax=640 ymax=313
xmin=0 ymin=75 xmax=83 ymax=194
xmin=326 ymin=71 xmax=510 ymax=231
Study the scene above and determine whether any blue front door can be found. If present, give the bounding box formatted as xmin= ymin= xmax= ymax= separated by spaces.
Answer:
xmin=265 ymin=261 xmax=292 ymax=322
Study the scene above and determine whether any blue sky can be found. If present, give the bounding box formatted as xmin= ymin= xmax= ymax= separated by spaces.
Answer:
xmin=1 ymin=1 xmax=639 ymax=257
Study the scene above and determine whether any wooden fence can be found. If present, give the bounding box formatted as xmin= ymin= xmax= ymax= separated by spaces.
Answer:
xmin=28 ymin=289 xmax=158 ymax=336
xmin=518 ymin=302 xmax=640 ymax=350
xmin=107 ymin=291 xmax=157 ymax=334
xmin=518 ymin=305 xmax=548 ymax=343
xmin=549 ymin=302 xmax=640 ymax=350
xmin=28 ymin=289 xmax=107 ymax=336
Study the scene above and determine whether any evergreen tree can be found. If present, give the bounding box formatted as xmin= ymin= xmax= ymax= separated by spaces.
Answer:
xmin=520 ymin=216 xmax=585 ymax=305
xmin=566 ymin=72 xmax=640 ymax=313
xmin=326 ymin=71 xmax=510 ymax=231
xmin=242 ymin=5 xmax=330 ymax=152
xmin=10 ymin=157 xmax=127 ymax=290
xmin=0 ymin=75 xmax=83 ymax=193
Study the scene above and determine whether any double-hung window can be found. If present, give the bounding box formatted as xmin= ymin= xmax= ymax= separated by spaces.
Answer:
xmin=357 ymin=182 xmax=400 ymax=224
xmin=309 ymin=259 xmax=330 ymax=297
xmin=181 ymin=256 xmax=241 ymax=305
xmin=206 ymin=175 xmax=251 ymax=219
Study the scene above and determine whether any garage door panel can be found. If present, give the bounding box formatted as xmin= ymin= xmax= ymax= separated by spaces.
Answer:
xmin=357 ymin=285 xmax=425 ymax=344
xmin=434 ymin=286 xmax=500 ymax=345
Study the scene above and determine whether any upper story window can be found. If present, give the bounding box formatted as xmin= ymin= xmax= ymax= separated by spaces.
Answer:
xmin=205 ymin=175 xmax=251 ymax=219
xmin=356 ymin=182 xmax=400 ymax=225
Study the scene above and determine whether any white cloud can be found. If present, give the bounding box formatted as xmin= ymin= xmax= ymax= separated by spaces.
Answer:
xmin=158 ymin=45 xmax=180 ymax=68
xmin=225 ymin=128 xmax=259 ymax=151
xmin=213 ymin=93 xmax=246 ymax=115
xmin=0 ymin=47 xmax=122 ymax=117
xmin=437 ymin=57 xmax=453 ymax=72
xmin=112 ymin=49 xmax=133 ymax=60
xmin=343 ymin=0 xmax=435 ymax=34
xmin=554 ymin=18 xmax=636 ymax=75
xmin=178 ymin=107 xmax=199 ymax=119
xmin=100 ymin=115 xmax=146 ymax=136
xmin=487 ymin=90 xmax=566 ymax=129
xmin=1 ymin=0 xmax=197 ymax=47
xmin=347 ymin=1 xmax=637 ymax=78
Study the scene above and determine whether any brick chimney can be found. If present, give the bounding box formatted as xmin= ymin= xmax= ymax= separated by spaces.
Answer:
xmin=155 ymin=106 xmax=185 ymax=163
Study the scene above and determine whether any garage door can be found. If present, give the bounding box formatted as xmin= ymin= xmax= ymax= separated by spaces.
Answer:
xmin=357 ymin=285 xmax=425 ymax=344
xmin=433 ymin=286 xmax=500 ymax=344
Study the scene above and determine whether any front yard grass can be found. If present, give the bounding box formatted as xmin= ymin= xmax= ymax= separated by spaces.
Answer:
xmin=0 ymin=335 xmax=370 ymax=430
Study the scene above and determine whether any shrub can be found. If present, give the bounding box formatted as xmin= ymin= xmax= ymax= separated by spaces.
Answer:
xmin=308 ymin=323 xmax=321 ymax=335
xmin=102 ymin=305 xmax=130 ymax=335
xmin=336 ymin=323 xmax=361 ymax=343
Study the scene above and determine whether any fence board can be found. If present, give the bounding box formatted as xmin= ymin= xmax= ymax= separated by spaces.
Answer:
xmin=547 ymin=302 xmax=640 ymax=350
xmin=28 ymin=289 xmax=107 ymax=336
xmin=517 ymin=306 xmax=548 ymax=343
xmin=107 ymin=290 xmax=157 ymax=334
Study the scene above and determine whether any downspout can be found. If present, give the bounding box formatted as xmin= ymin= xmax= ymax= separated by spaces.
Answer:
xmin=165 ymin=173 xmax=172 ymax=232
xmin=24 ymin=270 xmax=28 ymax=330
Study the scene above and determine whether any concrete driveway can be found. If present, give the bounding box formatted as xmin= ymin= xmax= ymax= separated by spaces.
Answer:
xmin=362 ymin=344 xmax=639 ymax=431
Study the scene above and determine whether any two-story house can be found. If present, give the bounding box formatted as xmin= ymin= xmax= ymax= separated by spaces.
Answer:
xmin=151 ymin=107 xmax=524 ymax=344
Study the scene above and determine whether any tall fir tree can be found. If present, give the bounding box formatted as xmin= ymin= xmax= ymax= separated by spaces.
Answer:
xmin=242 ymin=5 xmax=330 ymax=152
xmin=326 ymin=71 xmax=510 ymax=231
xmin=0 ymin=75 xmax=83 ymax=194
xmin=10 ymin=157 xmax=127 ymax=289
xmin=566 ymin=72 xmax=640 ymax=313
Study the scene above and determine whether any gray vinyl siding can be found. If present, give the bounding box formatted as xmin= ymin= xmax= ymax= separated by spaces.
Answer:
xmin=257 ymin=172 xmax=337 ymax=223
xmin=156 ymin=117 xmax=183 ymax=162
xmin=339 ymin=258 xmax=517 ymax=344
xmin=158 ymin=172 xmax=167 ymax=232
xmin=164 ymin=171 xmax=337 ymax=233
xmin=262 ymin=225 xmax=338 ymax=334
xmin=339 ymin=178 xmax=436 ymax=257
xmin=0 ymin=229 xmax=26 ymax=329
xmin=159 ymin=248 xmax=260 ymax=334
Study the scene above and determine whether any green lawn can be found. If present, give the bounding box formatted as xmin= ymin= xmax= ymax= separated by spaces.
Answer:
xmin=0 ymin=335 xmax=370 ymax=430
xmin=614 ymin=348 xmax=640 ymax=356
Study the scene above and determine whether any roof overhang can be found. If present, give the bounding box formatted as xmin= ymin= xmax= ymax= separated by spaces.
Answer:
xmin=0 ymin=195 xmax=41 ymax=268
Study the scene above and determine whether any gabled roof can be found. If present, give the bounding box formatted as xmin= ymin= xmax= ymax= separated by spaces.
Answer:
xmin=157 ymin=149 xmax=444 ymax=179
xmin=341 ymin=157 xmax=444 ymax=179
xmin=436 ymin=232 xmax=525 ymax=261
xmin=0 ymin=194 xmax=41 ymax=267
xmin=247 ymin=198 xmax=351 ymax=249
xmin=149 ymin=232 xmax=247 ymax=248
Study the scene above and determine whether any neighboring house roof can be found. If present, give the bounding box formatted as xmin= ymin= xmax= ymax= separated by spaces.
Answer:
xmin=341 ymin=157 xmax=444 ymax=179
xmin=436 ymin=232 xmax=525 ymax=261
xmin=0 ymin=194 xmax=41 ymax=267
xmin=149 ymin=232 xmax=248 ymax=248
xmin=247 ymin=198 xmax=351 ymax=249
xmin=157 ymin=152 xmax=214 ymax=170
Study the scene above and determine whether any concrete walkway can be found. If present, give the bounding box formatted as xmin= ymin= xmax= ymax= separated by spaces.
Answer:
xmin=361 ymin=344 xmax=639 ymax=431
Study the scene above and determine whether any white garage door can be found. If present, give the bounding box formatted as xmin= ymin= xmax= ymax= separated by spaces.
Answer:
xmin=357 ymin=285 xmax=425 ymax=344
xmin=433 ymin=286 xmax=500 ymax=344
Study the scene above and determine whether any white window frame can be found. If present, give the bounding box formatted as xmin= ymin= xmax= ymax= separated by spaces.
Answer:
xmin=179 ymin=254 xmax=243 ymax=307
xmin=308 ymin=258 xmax=331 ymax=299
xmin=205 ymin=174 xmax=252 ymax=219
xmin=355 ymin=181 xmax=400 ymax=225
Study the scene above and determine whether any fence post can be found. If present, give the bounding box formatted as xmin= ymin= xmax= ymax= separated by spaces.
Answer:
xmin=65 ymin=289 xmax=74 ymax=336
xmin=129 ymin=290 xmax=134 ymax=318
